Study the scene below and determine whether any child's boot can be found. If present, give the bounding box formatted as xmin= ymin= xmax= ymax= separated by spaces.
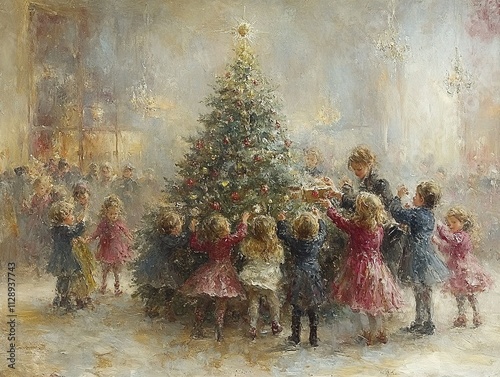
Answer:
xmin=308 ymin=311 xmax=319 ymax=347
xmin=288 ymin=314 xmax=301 ymax=345
xmin=453 ymin=314 xmax=467 ymax=327
xmin=249 ymin=326 xmax=257 ymax=340
xmin=473 ymin=313 xmax=482 ymax=327
xmin=271 ymin=321 xmax=283 ymax=336
xmin=114 ymin=281 xmax=122 ymax=296
xmin=215 ymin=324 xmax=224 ymax=342
xmin=419 ymin=320 xmax=435 ymax=335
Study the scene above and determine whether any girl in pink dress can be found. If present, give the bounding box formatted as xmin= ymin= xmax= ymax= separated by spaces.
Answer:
xmin=320 ymin=192 xmax=403 ymax=345
xmin=180 ymin=212 xmax=249 ymax=342
xmin=89 ymin=195 xmax=133 ymax=296
xmin=434 ymin=206 xmax=493 ymax=327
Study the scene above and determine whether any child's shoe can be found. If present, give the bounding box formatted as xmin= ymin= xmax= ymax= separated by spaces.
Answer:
xmin=271 ymin=321 xmax=283 ymax=335
xmin=215 ymin=325 xmax=224 ymax=342
xmin=309 ymin=326 xmax=319 ymax=347
xmin=473 ymin=314 xmax=482 ymax=327
xmin=249 ymin=326 xmax=257 ymax=340
xmin=114 ymin=282 xmax=123 ymax=296
xmin=418 ymin=321 xmax=435 ymax=335
xmin=453 ymin=314 xmax=467 ymax=328
xmin=376 ymin=331 xmax=388 ymax=344
xmin=405 ymin=321 xmax=423 ymax=333
xmin=362 ymin=330 xmax=374 ymax=346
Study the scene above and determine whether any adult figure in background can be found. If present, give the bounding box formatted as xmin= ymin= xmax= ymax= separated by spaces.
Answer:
xmin=326 ymin=145 xmax=405 ymax=278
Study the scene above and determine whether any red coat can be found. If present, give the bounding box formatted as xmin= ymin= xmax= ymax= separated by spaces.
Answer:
xmin=90 ymin=219 xmax=133 ymax=264
xmin=180 ymin=223 xmax=247 ymax=298
xmin=327 ymin=207 xmax=403 ymax=315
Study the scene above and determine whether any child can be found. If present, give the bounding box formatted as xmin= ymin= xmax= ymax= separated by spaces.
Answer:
xmin=23 ymin=175 xmax=53 ymax=277
xmin=326 ymin=145 xmax=405 ymax=279
xmin=390 ymin=181 xmax=449 ymax=335
xmin=320 ymin=193 xmax=403 ymax=345
xmin=434 ymin=206 xmax=493 ymax=327
xmin=132 ymin=209 xmax=192 ymax=318
xmin=89 ymin=195 xmax=133 ymax=296
xmin=71 ymin=182 xmax=97 ymax=309
xmin=276 ymin=208 xmax=327 ymax=347
xmin=47 ymin=201 xmax=86 ymax=311
xmin=239 ymin=215 xmax=285 ymax=340
xmin=180 ymin=212 xmax=249 ymax=342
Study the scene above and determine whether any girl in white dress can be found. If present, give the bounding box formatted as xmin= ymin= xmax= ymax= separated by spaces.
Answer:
xmin=240 ymin=215 xmax=284 ymax=340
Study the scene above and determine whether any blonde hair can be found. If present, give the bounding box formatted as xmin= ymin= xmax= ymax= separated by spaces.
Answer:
xmin=446 ymin=206 xmax=480 ymax=246
xmin=199 ymin=214 xmax=230 ymax=243
xmin=240 ymin=215 xmax=284 ymax=263
xmin=49 ymin=201 xmax=74 ymax=225
xmin=353 ymin=192 xmax=387 ymax=231
xmin=33 ymin=175 xmax=52 ymax=191
xmin=293 ymin=212 xmax=319 ymax=240
xmin=348 ymin=145 xmax=376 ymax=170
xmin=157 ymin=210 xmax=183 ymax=234
xmin=416 ymin=181 xmax=442 ymax=209
xmin=98 ymin=194 xmax=124 ymax=220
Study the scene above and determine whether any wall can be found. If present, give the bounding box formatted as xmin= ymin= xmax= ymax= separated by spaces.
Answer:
xmin=0 ymin=0 xmax=498 ymax=180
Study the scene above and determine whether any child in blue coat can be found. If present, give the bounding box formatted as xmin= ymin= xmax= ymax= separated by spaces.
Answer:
xmin=390 ymin=181 xmax=449 ymax=335
xmin=47 ymin=201 xmax=86 ymax=311
xmin=277 ymin=208 xmax=327 ymax=347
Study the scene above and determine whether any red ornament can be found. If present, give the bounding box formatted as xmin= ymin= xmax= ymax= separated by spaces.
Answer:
xmin=311 ymin=190 xmax=319 ymax=198
xmin=231 ymin=192 xmax=241 ymax=201
xmin=253 ymin=154 xmax=262 ymax=162
xmin=186 ymin=178 xmax=195 ymax=187
xmin=210 ymin=201 xmax=221 ymax=211
xmin=195 ymin=140 xmax=204 ymax=150
xmin=260 ymin=184 xmax=269 ymax=195
xmin=223 ymin=136 xmax=230 ymax=144
xmin=243 ymin=138 xmax=251 ymax=147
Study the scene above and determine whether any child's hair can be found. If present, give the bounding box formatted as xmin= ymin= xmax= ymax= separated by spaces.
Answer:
xmin=416 ymin=180 xmax=442 ymax=209
xmin=49 ymin=201 xmax=74 ymax=225
xmin=241 ymin=215 xmax=284 ymax=263
xmin=293 ymin=212 xmax=319 ymax=240
xmin=33 ymin=175 xmax=52 ymax=192
xmin=446 ymin=206 xmax=480 ymax=246
xmin=157 ymin=210 xmax=182 ymax=234
xmin=72 ymin=181 xmax=90 ymax=199
xmin=347 ymin=145 xmax=376 ymax=169
xmin=199 ymin=214 xmax=230 ymax=243
xmin=353 ymin=192 xmax=387 ymax=231
xmin=98 ymin=194 xmax=124 ymax=219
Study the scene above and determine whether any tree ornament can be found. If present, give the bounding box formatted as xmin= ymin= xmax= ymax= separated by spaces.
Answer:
xmin=186 ymin=178 xmax=195 ymax=187
xmin=260 ymin=184 xmax=269 ymax=195
xmin=195 ymin=140 xmax=204 ymax=150
xmin=231 ymin=191 xmax=241 ymax=201
xmin=210 ymin=201 xmax=221 ymax=211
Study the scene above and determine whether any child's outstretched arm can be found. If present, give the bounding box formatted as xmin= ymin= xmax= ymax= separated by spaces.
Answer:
xmin=389 ymin=185 xmax=413 ymax=225
xmin=228 ymin=212 xmax=249 ymax=243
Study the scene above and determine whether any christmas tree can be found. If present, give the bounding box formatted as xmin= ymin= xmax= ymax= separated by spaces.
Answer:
xmin=167 ymin=22 xmax=300 ymax=221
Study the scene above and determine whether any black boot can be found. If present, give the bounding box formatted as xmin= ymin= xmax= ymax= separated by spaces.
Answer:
xmin=288 ymin=314 xmax=301 ymax=345
xmin=308 ymin=310 xmax=319 ymax=347
xmin=215 ymin=324 xmax=224 ymax=342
